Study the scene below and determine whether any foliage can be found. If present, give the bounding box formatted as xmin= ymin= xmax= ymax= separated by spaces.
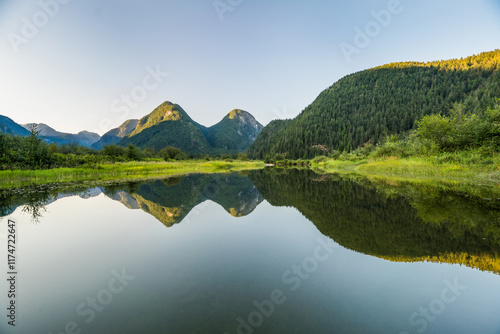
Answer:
xmin=371 ymin=101 xmax=500 ymax=158
xmin=0 ymin=160 xmax=266 ymax=188
xmin=160 ymin=146 xmax=187 ymax=161
xmin=249 ymin=50 xmax=500 ymax=159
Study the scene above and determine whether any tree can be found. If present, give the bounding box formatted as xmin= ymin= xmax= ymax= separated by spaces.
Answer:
xmin=23 ymin=124 xmax=50 ymax=168
xmin=102 ymin=144 xmax=126 ymax=158
xmin=416 ymin=114 xmax=453 ymax=149
xmin=126 ymin=144 xmax=142 ymax=161
xmin=160 ymin=146 xmax=186 ymax=161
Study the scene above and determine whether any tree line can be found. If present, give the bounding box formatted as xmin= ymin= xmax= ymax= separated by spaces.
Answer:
xmin=0 ymin=127 xmax=249 ymax=170
xmin=248 ymin=50 xmax=500 ymax=159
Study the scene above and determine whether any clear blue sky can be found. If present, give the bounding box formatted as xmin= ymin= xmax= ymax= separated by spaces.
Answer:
xmin=1 ymin=0 xmax=499 ymax=135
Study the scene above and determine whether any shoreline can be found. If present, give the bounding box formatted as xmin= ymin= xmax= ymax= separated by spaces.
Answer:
xmin=1 ymin=157 xmax=499 ymax=193
xmin=0 ymin=160 xmax=266 ymax=188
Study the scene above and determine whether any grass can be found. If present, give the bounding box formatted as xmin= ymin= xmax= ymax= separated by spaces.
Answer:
xmin=309 ymin=155 xmax=500 ymax=198
xmin=0 ymin=160 xmax=265 ymax=188
xmin=356 ymin=156 xmax=500 ymax=186
xmin=311 ymin=158 xmax=366 ymax=173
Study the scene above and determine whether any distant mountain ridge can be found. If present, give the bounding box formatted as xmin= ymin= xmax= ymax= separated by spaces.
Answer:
xmin=0 ymin=115 xmax=30 ymax=137
xmin=22 ymin=123 xmax=101 ymax=147
xmin=1 ymin=101 xmax=263 ymax=154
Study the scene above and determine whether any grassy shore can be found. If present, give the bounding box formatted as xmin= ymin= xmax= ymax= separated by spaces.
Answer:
xmin=0 ymin=160 xmax=266 ymax=188
xmin=3 ymin=155 xmax=500 ymax=191
xmin=311 ymin=156 xmax=500 ymax=187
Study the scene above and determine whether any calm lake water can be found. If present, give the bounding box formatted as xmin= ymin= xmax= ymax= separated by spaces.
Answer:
xmin=1 ymin=169 xmax=499 ymax=334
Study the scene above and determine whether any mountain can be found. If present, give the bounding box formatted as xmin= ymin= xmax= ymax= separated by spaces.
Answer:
xmin=0 ymin=115 xmax=30 ymax=136
xmin=2 ymin=102 xmax=263 ymax=154
xmin=91 ymin=119 xmax=139 ymax=150
xmin=249 ymin=50 xmax=500 ymax=159
xmin=202 ymin=109 xmax=263 ymax=151
xmin=119 ymin=102 xmax=263 ymax=154
xmin=119 ymin=102 xmax=212 ymax=153
xmin=23 ymin=123 xmax=101 ymax=147
xmin=245 ymin=119 xmax=291 ymax=158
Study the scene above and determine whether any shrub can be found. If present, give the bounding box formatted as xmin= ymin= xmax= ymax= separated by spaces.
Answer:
xmin=160 ymin=146 xmax=187 ymax=161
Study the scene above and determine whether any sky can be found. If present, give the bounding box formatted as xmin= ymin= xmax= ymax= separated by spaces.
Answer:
xmin=0 ymin=0 xmax=499 ymax=135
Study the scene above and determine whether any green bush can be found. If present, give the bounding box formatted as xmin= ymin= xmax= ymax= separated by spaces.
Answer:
xmin=160 ymin=146 xmax=187 ymax=161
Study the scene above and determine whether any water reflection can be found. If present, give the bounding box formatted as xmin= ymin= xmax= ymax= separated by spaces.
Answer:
xmin=1 ymin=170 xmax=500 ymax=333
xmin=102 ymin=173 xmax=263 ymax=226
xmin=249 ymin=169 xmax=500 ymax=274
xmin=2 ymin=170 xmax=500 ymax=273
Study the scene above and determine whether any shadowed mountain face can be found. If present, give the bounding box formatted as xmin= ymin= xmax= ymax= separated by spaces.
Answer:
xmin=248 ymin=168 xmax=500 ymax=274
xmin=91 ymin=119 xmax=139 ymax=150
xmin=23 ymin=123 xmax=101 ymax=147
xmin=199 ymin=109 xmax=264 ymax=152
xmin=0 ymin=115 xmax=30 ymax=136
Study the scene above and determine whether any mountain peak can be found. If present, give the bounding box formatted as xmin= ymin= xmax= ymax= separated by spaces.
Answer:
xmin=128 ymin=102 xmax=191 ymax=138
xmin=227 ymin=109 xmax=247 ymax=119
xmin=225 ymin=109 xmax=262 ymax=132
xmin=204 ymin=109 xmax=264 ymax=151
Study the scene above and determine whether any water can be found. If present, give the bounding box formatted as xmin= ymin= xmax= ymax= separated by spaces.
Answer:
xmin=1 ymin=169 xmax=499 ymax=334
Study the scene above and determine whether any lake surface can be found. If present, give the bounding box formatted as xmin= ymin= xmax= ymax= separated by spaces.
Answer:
xmin=1 ymin=169 xmax=499 ymax=334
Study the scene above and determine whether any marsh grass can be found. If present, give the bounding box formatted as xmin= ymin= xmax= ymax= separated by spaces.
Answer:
xmin=356 ymin=156 xmax=500 ymax=186
xmin=0 ymin=160 xmax=265 ymax=188
xmin=309 ymin=155 xmax=500 ymax=199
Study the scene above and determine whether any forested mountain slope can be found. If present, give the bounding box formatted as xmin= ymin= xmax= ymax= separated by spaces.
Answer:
xmin=249 ymin=50 xmax=500 ymax=159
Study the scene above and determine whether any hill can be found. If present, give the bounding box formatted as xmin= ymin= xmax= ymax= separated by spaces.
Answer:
xmin=202 ymin=109 xmax=263 ymax=152
xmin=248 ymin=50 xmax=500 ymax=159
xmin=119 ymin=102 xmax=263 ymax=154
xmin=119 ymin=102 xmax=212 ymax=153
xmin=23 ymin=123 xmax=101 ymax=147
xmin=91 ymin=119 xmax=139 ymax=150
xmin=0 ymin=115 xmax=30 ymax=136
